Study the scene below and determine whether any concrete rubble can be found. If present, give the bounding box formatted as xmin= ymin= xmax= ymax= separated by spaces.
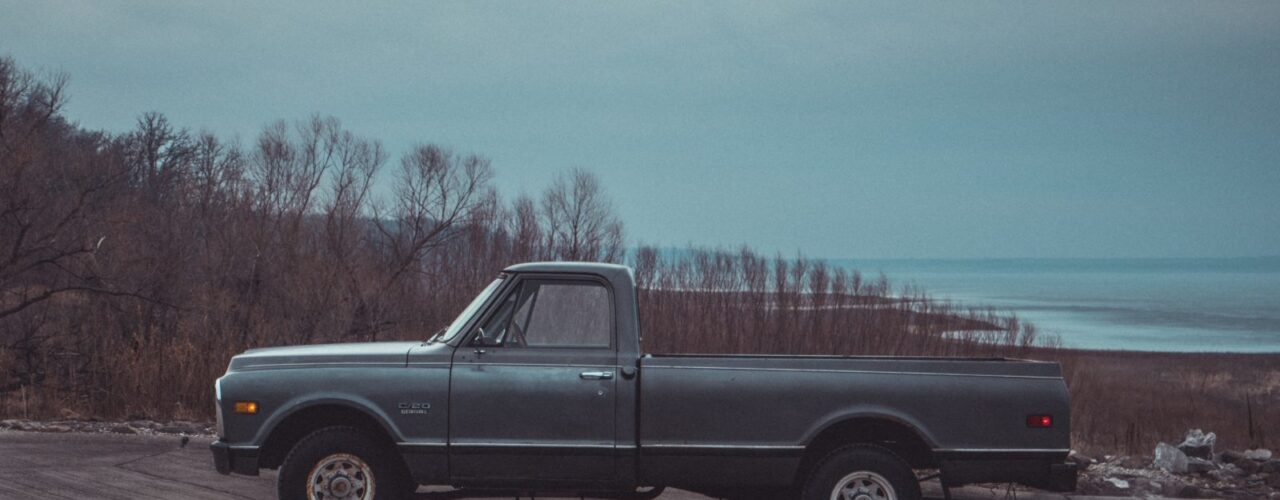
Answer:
xmin=1077 ymin=429 xmax=1279 ymax=499
xmin=0 ymin=418 xmax=215 ymax=437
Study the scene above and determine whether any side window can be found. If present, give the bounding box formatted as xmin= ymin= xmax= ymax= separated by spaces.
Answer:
xmin=508 ymin=281 xmax=612 ymax=348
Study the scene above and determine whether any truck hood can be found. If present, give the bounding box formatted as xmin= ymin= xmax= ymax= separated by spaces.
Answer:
xmin=227 ymin=341 xmax=422 ymax=372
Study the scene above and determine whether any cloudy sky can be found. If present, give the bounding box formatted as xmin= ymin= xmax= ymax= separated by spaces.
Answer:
xmin=3 ymin=1 xmax=1278 ymax=258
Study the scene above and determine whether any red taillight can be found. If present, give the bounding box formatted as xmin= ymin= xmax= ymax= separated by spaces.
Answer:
xmin=1027 ymin=415 xmax=1053 ymax=428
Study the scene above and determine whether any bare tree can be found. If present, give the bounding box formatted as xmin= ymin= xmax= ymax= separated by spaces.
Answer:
xmin=123 ymin=112 xmax=195 ymax=202
xmin=0 ymin=58 xmax=149 ymax=321
xmin=379 ymin=145 xmax=494 ymax=287
xmin=541 ymin=168 xmax=624 ymax=262
xmin=251 ymin=116 xmax=342 ymax=233
xmin=509 ymin=194 xmax=542 ymax=263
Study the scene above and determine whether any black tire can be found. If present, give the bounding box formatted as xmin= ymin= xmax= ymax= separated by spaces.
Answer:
xmin=277 ymin=426 xmax=414 ymax=500
xmin=801 ymin=445 xmax=921 ymax=500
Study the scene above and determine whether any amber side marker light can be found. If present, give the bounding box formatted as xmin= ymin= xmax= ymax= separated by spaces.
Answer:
xmin=1027 ymin=415 xmax=1053 ymax=428
xmin=234 ymin=401 xmax=259 ymax=415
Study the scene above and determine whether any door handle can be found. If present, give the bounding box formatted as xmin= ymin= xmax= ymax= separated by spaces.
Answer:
xmin=579 ymin=371 xmax=614 ymax=380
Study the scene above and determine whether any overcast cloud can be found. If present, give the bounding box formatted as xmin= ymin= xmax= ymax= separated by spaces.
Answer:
xmin=3 ymin=1 xmax=1278 ymax=258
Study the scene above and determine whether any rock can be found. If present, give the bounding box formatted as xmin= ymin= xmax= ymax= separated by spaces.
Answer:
xmin=1188 ymin=457 xmax=1216 ymax=474
xmin=1133 ymin=478 xmax=1167 ymax=497
xmin=1262 ymin=460 xmax=1280 ymax=474
xmin=108 ymin=424 xmax=136 ymax=434
xmin=1175 ymin=483 xmax=1204 ymax=498
xmin=157 ymin=424 xmax=198 ymax=434
xmin=1238 ymin=458 xmax=1262 ymax=475
xmin=1156 ymin=442 xmax=1191 ymax=474
xmin=35 ymin=424 xmax=72 ymax=433
xmin=1178 ymin=429 xmax=1217 ymax=460
xmin=1246 ymin=449 xmax=1274 ymax=461
xmin=1221 ymin=450 xmax=1248 ymax=464
xmin=1074 ymin=477 xmax=1099 ymax=495
xmin=1099 ymin=477 xmax=1132 ymax=495
xmin=1068 ymin=450 xmax=1095 ymax=469
xmin=1208 ymin=464 xmax=1244 ymax=482
xmin=1119 ymin=455 xmax=1149 ymax=469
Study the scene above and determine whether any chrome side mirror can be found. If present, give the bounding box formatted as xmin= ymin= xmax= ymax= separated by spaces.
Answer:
xmin=471 ymin=327 xmax=495 ymax=352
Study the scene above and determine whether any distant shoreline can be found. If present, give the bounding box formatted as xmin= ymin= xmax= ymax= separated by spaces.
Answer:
xmin=829 ymin=256 xmax=1280 ymax=274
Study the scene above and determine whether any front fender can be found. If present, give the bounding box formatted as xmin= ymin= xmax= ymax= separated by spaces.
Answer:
xmin=217 ymin=364 xmax=446 ymax=446
xmin=251 ymin=394 xmax=407 ymax=446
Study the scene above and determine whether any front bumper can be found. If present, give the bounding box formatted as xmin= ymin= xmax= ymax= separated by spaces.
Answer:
xmin=210 ymin=441 xmax=260 ymax=476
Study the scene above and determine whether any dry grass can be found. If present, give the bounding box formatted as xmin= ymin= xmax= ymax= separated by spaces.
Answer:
xmin=634 ymin=246 xmax=1050 ymax=358
xmin=5 ymin=244 xmax=1273 ymax=458
xmin=1045 ymin=348 xmax=1280 ymax=455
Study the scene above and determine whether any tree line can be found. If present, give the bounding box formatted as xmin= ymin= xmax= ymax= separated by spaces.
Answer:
xmin=0 ymin=57 xmax=1041 ymax=421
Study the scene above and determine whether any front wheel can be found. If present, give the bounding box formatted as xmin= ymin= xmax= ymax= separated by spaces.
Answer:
xmin=277 ymin=426 xmax=414 ymax=500
xmin=801 ymin=445 xmax=921 ymax=500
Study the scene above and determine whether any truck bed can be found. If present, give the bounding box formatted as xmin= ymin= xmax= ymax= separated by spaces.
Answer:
xmin=636 ymin=353 xmax=1070 ymax=488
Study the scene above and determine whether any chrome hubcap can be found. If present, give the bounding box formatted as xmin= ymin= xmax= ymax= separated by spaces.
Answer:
xmin=308 ymin=453 xmax=375 ymax=500
xmin=831 ymin=470 xmax=896 ymax=500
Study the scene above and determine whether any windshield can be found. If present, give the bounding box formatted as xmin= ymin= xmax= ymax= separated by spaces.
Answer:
xmin=435 ymin=278 xmax=503 ymax=344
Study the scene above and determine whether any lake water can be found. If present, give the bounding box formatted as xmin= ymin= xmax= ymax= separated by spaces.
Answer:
xmin=830 ymin=257 xmax=1280 ymax=353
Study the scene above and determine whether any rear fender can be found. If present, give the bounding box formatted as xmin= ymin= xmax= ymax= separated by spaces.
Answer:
xmin=801 ymin=406 xmax=940 ymax=449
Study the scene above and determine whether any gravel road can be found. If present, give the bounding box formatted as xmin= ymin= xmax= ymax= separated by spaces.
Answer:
xmin=0 ymin=430 xmax=1105 ymax=499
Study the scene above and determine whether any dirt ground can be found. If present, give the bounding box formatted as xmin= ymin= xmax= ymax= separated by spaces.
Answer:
xmin=0 ymin=430 xmax=1113 ymax=499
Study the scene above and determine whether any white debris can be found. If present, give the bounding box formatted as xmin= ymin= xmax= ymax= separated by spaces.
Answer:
xmin=1244 ymin=448 xmax=1273 ymax=461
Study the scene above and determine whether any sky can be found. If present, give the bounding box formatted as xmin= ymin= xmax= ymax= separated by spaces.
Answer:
xmin=3 ymin=1 xmax=1278 ymax=259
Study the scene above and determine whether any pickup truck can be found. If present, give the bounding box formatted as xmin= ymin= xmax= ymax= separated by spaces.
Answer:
xmin=211 ymin=262 xmax=1077 ymax=500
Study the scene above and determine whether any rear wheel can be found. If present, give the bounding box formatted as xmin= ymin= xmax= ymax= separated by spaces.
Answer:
xmin=277 ymin=426 xmax=414 ymax=500
xmin=802 ymin=445 xmax=921 ymax=500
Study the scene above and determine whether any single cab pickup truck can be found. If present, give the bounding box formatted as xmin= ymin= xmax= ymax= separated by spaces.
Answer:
xmin=212 ymin=262 xmax=1077 ymax=500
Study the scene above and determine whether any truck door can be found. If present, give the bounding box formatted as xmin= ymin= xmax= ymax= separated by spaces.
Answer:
xmin=449 ymin=275 xmax=618 ymax=484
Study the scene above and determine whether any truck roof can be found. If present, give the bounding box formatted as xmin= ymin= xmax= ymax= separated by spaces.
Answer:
xmin=503 ymin=261 xmax=632 ymax=281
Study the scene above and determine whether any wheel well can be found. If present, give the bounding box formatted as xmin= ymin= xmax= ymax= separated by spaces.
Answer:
xmin=796 ymin=417 xmax=936 ymax=484
xmin=258 ymin=404 xmax=400 ymax=470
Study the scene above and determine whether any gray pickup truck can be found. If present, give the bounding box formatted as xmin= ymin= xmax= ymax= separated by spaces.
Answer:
xmin=212 ymin=262 xmax=1077 ymax=500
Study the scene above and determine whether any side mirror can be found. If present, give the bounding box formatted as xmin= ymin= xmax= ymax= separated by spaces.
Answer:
xmin=471 ymin=328 xmax=498 ymax=349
